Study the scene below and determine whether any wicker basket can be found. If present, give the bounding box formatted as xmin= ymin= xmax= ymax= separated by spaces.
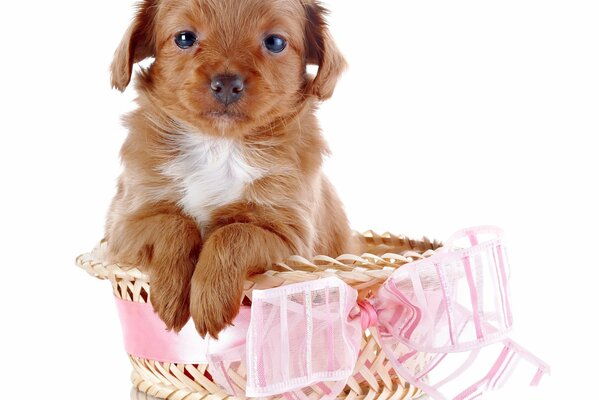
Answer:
xmin=77 ymin=231 xmax=442 ymax=400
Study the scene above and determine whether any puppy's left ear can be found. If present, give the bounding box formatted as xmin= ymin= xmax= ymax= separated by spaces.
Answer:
xmin=303 ymin=1 xmax=347 ymax=100
xmin=111 ymin=0 xmax=158 ymax=91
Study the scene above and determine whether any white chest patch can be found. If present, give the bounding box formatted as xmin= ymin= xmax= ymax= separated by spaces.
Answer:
xmin=161 ymin=132 xmax=264 ymax=227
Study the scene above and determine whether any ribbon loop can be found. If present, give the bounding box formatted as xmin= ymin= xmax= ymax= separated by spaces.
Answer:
xmin=374 ymin=226 xmax=549 ymax=400
xmin=245 ymin=277 xmax=362 ymax=399
xmin=377 ymin=226 xmax=513 ymax=353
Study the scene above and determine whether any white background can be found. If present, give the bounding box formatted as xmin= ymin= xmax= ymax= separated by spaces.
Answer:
xmin=1 ymin=0 xmax=597 ymax=399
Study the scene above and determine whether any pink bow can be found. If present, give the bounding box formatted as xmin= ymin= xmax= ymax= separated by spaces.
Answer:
xmin=115 ymin=227 xmax=549 ymax=400
xmin=243 ymin=226 xmax=549 ymax=399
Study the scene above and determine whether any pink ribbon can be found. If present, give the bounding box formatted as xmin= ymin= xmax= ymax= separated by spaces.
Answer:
xmin=115 ymin=226 xmax=549 ymax=400
xmin=115 ymin=300 xmax=251 ymax=364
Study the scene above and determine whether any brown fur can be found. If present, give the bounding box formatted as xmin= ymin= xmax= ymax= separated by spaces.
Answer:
xmin=106 ymin=0 xmax=353 ymax=338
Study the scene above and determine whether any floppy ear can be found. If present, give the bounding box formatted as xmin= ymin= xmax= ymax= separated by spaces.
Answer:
xmin=303 ymin=1 xmax=347 ymax=100
xmin=111 ymin=0 xmax=158 ymax=91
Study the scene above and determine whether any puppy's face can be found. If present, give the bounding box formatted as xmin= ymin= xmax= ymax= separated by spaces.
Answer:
xmin=111 ymin=0 xmax=346 ymax=137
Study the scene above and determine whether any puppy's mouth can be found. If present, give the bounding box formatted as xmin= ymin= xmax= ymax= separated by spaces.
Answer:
xmin=204 ymin=110 xmax=248 ymax=122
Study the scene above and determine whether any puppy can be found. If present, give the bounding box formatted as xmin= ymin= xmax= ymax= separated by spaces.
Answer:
xmin=105 ymin=0 xmax=353 ymax=339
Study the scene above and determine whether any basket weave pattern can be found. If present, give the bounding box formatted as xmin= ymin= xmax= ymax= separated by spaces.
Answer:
xmin=77 ymin=231 xmax=442 ymax=400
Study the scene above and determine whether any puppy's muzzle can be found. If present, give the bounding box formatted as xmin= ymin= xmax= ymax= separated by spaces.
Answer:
xmin=211 ymin=74 xmax=245 ymax=106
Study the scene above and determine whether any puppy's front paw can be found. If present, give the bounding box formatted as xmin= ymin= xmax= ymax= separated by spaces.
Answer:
xmin=190 ymin=283 xmax=241 ymax=339
xmin=150 ymin=274 xmax=191 ymax=332
xmin=105 ymin=209 xmax=202 ymax=332
xmin=190 ymin=253 xmax=244 ymax=339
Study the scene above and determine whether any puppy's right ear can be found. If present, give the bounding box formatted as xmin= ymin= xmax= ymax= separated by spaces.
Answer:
xmin=111 ymin=0 xmax=158 ymax=91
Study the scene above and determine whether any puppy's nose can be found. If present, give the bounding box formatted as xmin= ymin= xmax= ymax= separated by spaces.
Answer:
xmin=210 ymin=74 xmax=245 ymax=106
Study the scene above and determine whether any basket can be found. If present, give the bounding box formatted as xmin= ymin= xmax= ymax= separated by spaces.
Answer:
xmin=77 ymin=231 xmax=443 ymax=400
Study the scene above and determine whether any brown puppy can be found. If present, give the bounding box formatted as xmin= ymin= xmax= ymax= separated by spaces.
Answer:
xmin=106 ymin=0 xmax=353 ymax=339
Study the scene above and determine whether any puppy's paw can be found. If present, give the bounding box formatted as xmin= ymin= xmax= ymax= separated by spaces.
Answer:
xmin=150 ymin=274 xmax=192 ymax=332
xmin=190 ymin=253 xmax=244 ymax=339
xmin=190 ymin=283 xmax=241 ymax=339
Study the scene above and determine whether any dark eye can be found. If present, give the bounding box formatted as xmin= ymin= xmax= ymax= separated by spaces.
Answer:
xmin=264 ymin=34 xmax=287 ymax=53
xmin=175 ymin=31 xmax=197 ymax=49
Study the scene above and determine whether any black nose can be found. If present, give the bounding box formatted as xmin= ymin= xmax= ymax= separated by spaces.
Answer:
xmin=210 ymin=74 xmax=244 ymax=105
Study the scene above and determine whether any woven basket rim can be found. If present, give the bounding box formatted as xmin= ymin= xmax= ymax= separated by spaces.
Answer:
xmin=76 ymin=230 xmax=443 ymax=286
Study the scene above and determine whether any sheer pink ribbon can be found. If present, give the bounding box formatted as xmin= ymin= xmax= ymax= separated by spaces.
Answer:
xmin=114 ymin=226 xmax=549 ymax=400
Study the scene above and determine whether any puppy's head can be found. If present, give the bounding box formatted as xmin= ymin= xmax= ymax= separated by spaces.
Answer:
xmin=111 ymin=0 xmax=346 ymax=137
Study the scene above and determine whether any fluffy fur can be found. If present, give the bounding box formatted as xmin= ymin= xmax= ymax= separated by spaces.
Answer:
xmin=160 ymin=131 xmax=265 ymax=235
xmin=105 ymin=0 xmax=354 ymax=338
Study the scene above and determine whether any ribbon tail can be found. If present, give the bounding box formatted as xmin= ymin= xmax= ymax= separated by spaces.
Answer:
xmin=378 ymin=332 xmax=550 ymax=400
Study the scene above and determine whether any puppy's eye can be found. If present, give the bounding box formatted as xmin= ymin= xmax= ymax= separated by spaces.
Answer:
xmin=175 ymin=31 xmax=197 ymax=49
xmin=264 ymin=35 xmax=287 ymax=53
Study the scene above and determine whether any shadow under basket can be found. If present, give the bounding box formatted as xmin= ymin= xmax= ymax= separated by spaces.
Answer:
xmin=77 ymin=231 xmax=442 ymax=400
